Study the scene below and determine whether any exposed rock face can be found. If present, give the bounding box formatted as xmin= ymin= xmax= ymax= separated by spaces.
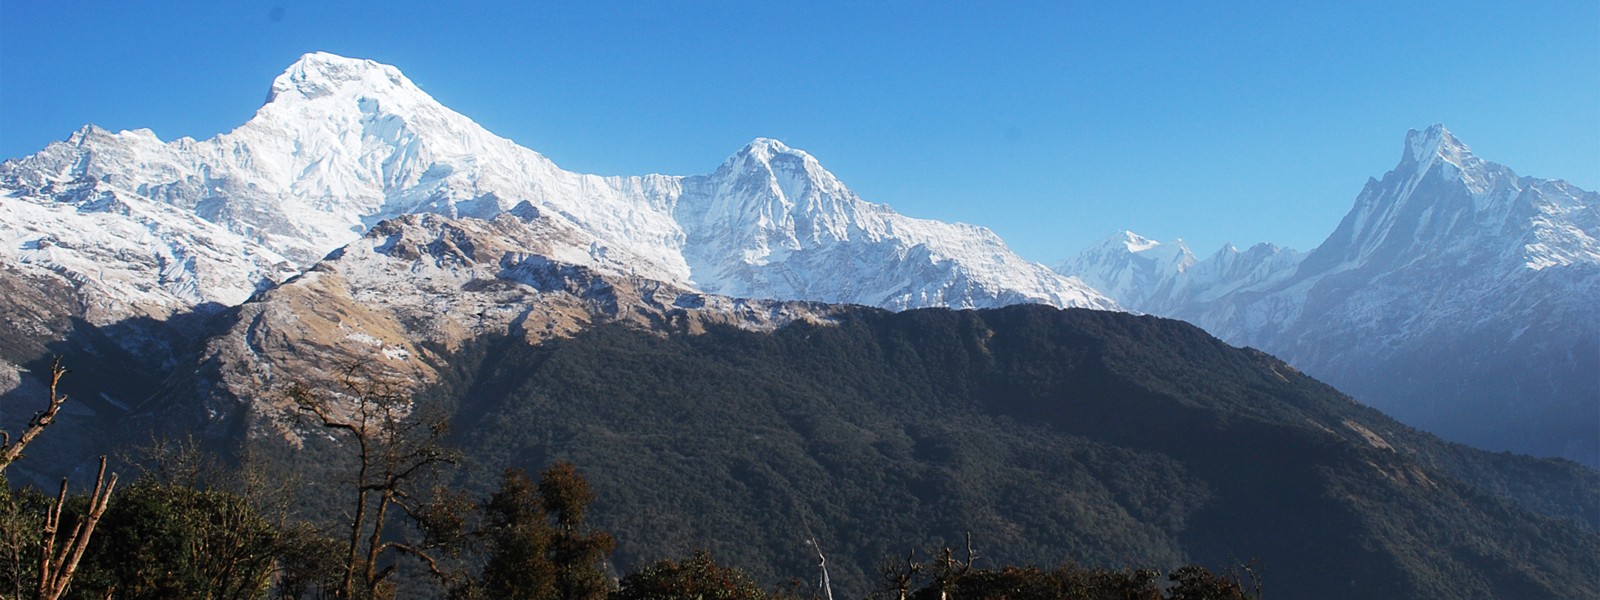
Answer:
xmin=179 ymin=212 xmax=852 ymax=443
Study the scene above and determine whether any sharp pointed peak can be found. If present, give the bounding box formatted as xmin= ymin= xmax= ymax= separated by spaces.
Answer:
xmin=1402 ymin=123 xmax=1473 ymax=167
xmin=1099 ymin=231 xmax=1188 ymax=254
xmin=66 ymin=123 xmax=108 ymax=142
xmin=1122 ymin=231 xmax=1160 ymax=252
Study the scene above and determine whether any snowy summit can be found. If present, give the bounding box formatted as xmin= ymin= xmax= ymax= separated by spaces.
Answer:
xmin=0 ymin=52 xmax=1116 ymax=324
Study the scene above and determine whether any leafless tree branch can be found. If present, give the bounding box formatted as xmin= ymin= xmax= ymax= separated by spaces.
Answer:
xmin=1 ymin=358 xmax=71 ymax=474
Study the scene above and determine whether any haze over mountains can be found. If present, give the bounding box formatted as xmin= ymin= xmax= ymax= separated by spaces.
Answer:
xmin=1060 ymin=125 xmax=1600 ymax=466
xmin=0 ymin=52 xmax=1596 ymax=597
xmin=1 ymin=52 xmax=1593 ymax=468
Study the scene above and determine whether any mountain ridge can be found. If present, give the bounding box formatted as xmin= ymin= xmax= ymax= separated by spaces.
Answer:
xmin=0 ymin=52 xmax=1113 ymax=322
xmin=0 ymin=58 xmax=1594 ymax=598
xmin=1059 ymin=124 xmax=1600 ymax=465
xmin=377 ymin=303 xmax=1599 ymax=599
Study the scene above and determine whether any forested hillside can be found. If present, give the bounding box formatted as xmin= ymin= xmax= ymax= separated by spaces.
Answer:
xmin=259 ymin=304 xmax=1593 ymax=600
xmin=5 ymin=305 xmax=1596 ymax=599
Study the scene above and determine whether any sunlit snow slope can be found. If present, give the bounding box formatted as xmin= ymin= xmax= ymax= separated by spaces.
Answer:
xmin=0 ymin=52 xmax=1113 ymax=317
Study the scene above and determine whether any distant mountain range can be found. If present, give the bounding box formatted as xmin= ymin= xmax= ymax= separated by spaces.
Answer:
xmin=0 ymin=52 xmax=1596 ymax=598
xmin=2 ymin=53 xmax=1593 ymax=468
xmin=1059 ymin=125 xmax=1599 ymax=466
xmin=0 ymin=51 xmax=1593 ymax=600
xmin=0 ymin=51 xmax=1110 ymax=330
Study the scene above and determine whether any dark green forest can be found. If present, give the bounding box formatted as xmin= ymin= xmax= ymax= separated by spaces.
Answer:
xmin=3 ymin=305 xmax=1597 ymax=598
xmin=399 ymin=306 xmax=1596 ymax=599
xmin=0 ymin=427 xmax=1256 ymax=599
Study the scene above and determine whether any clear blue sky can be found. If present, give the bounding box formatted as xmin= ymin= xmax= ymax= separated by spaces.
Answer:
xmin=3 ymin=1 xmax=1596 ymax=261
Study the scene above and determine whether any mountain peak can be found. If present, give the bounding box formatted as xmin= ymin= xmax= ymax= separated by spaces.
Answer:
xmin=65 ymin=123 xmax=109 ymax=145
xmin=728 ymin=137 xmax=815 ymax=165
xmin=3 ymin=51 xmax=1124 ymax=316
xmin=1056 ymin=231 xmax=1197 ymax=308
xmin=265 ymin=52 xmax=416 ymax=104
xmin=1090 ymin=231 xmax=1192 ymax=258
xmin=1402 ymin=124 xmax=1476 ymax=172
xmin=715 ymin=137 xmax=831 ymax=184
xmin=1111 ymin=230 xmax=1161 ymax=253
xmin=746 ymin=137 xmax=790 ymax=152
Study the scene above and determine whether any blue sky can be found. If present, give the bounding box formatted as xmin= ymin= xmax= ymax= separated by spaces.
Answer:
xmin=2 ymin=1 xmax=1595 ymax=261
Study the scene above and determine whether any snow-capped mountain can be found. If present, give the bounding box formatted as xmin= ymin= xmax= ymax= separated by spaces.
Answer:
xmin=0 ymin=52 xmax=1112 ymax=318
xmin=0 ymin=178 xmax=299 ymax=323
xmin=1059 ymin=125 xmax=1600 ymax=465
xmin=679 ymin=138 xmax=1110 ymax=309
xmin=0 ymin=160 xmax=301 ymax=389
xmin=1054 ymin=231 xmax=1302 ymax=322
xmin=1053 ymin=231 xmax=1198 ymax=309
xmin=1161 ymin=242 xmax=1301 ymax=309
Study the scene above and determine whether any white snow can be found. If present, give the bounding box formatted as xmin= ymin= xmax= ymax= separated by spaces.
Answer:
xmin=1 ymin=52 xmax=1116 ymax=317
xmin=1057 ymin=124 xmax=1599 ymax=369
xmin=0 ymin=184 xmax=296 ymax=325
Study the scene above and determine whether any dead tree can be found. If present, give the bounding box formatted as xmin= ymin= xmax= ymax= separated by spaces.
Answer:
xmin=287 ymin=366 xmax=459 ymax=598
xmin=0 ymin=360 xmax=119 ymax=599
xmin=875 ymin=550 xmax=923 ymax=600
xmin=930 ymin=533 xmax=979 ymax=600
xmin=36 ymin=456 xmax=117 ymax=600
xmin=808 ymin=536 xmax=835 ymax=600
xmin=0 ymin=359 xmax=70 ymax=474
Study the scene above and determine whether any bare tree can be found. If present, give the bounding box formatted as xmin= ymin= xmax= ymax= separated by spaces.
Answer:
xmin=286 ymin=365 xmax=460 ymax=598
xmin=874 ymin=550 xmax=923 ymax=600
xmin=929 ymin=533 xmax=978 ymax=600
xmin=1 ymin=359 xmax=70 ymax=474
xmin=0 ymin=360 xmax=120 ymax=599
xmin=36 ymin=456 xmax=118 ymax=600
xmin=808 ymin=536 xmax=834 ymax=600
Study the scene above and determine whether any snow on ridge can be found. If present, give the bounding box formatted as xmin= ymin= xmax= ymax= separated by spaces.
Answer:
xmin=1330 ymin=125 xmax=1597 ymax=278
xmin=265 ymin=52 xmax=414 ymax=104
xmin=1053 ymin=231 xmax=1198 ymax=308
xmin=1119 ymin=230 xmax=1162 ymax=253
xmin=1 ymin=52 xmax=1115 ymax=317
xmin=0 ymin=182 xmax=297 ymax=326
xmin=670 ymin=133 xmax=1114 ymax=310
xmin=1059 ymin=124 xmax=1596 ymax=353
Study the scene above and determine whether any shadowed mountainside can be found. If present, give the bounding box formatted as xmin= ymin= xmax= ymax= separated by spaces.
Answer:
xmin=243 ymin=304 xmax=1599 ymax=600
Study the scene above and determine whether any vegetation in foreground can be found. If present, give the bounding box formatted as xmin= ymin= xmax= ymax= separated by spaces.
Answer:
xmin=1 ymin=461 xmax=1260 ymax=599
xmin=0 ymin=360 xmax=1258 ymax=600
